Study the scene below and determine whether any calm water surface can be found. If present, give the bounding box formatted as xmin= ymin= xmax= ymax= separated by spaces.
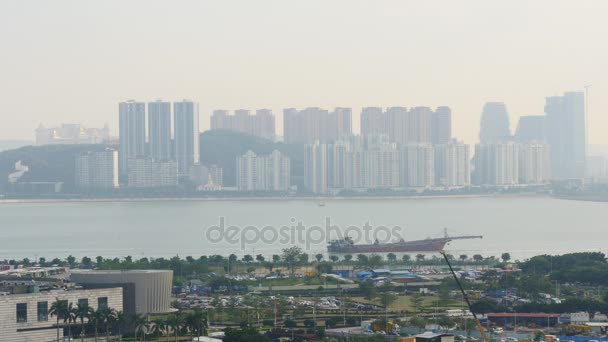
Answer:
xmin=0 ymin=196 xmax=606 ymax=260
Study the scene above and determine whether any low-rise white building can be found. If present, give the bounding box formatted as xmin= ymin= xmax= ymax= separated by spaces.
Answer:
xmin=0 ymin=287 xmax=122 ymax=342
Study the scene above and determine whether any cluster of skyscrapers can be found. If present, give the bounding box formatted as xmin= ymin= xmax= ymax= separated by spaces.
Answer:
xmin=474 ymin=91 xmax=586 ymax=185
xmin=304 ymin=136 xmax=470 ymax=194
xmin=75 ymin=100 xmax=201 ymax=190
xmin=72 ymin=89 xmax=586 ymax=193
xmin=119 ymin=100 xmax=200 ymax=179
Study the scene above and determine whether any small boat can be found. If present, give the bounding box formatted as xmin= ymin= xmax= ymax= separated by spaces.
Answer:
xmin=317 ymin=202 xmax=326 ymax=207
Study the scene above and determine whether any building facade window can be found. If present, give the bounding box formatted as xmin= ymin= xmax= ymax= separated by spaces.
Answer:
xmin=16 ymin=303 xmax=27 ymax=323
xmin=37 ymin=301 xmax=48 ymax=321
xmin=98 ymin=297 xmax=108 ymax=310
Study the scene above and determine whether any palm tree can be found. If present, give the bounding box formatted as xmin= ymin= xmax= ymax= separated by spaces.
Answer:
xmin=63 ymin=302 xmax=75 ymax=340
xmin=101 ymin=307 xmax=116 ymax=339
xmin=132 ymin=313 xmax=149 ymax=342
xmin=166 ymin=314 xmax=184 ymax=341
xmin=103 ymin=308 xmax=116 ymax=340
xmin=151 ymin=317 xmax=166 ymax=341
xmin=185 ymin=308 xmax=208 ymax=339
xmin=74 ymin=302 xmax=90 ymax=342
xmin=89 ymin=308 xmax=105 ymax=342
xmin=114 ymin=311 xmax=126 ymax=341
xmin=49 ymin=298 xmax=69 ymax=342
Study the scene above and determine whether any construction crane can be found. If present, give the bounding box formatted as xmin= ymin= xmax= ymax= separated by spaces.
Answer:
xmin=440 ymin=250 xmax=490 ymax=342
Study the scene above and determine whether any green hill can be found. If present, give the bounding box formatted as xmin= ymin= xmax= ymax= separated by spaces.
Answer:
xmin=0 ymin=144 xmax=112 ymax=192
xmin=0 ymin=130 xmax=304 ymax=193
xmin=199 ymin=130 xmax=303 ymax=187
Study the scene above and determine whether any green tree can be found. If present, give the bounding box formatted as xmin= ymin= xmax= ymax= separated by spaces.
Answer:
xmin=315 ymin=253 xmax=324 ymax=262
xmin=368 ymin=254 xmax=383 ymax=269
xmin=356 ymin=254 xmax=368 ymax=267
xmin=402 ymin=254 xmax=411 ymax=263
xmin=359 ymin=281 xmax=378 ymax=300
xmin=67 ymin=255 xmax=76 ymax=267
xmin=81 ymin=256 xmax=93 ymax=268
xmin=113 ymin=311 xmax=126 ymax=342
xmin=89 ymin=308 xmax=106 ymax=342
xmin=100 ymin=307 xmax=116 ymax=340
xmin=151 ymin=317 xmax=166 ymax=341
xmin=224 ymin=327 xmax=271 ymax=342
xmin=329 ymin=255 xmax=339 ymax=263
xmin=459 ymin=254 xmax=468 ymax=262
xmin=473 ymin=254 xmax=484 ymax=262
xmin=416 ymin=254 xmax=425 ymax=262
xmin=410 ymin=293 xmax=424 ymax=314
xmin=74 ymin=301 xmax=90 ymax=342
xmin=501 ymin=253 xmax=511 ymax=263
xmin=132 ymin=313 xmax=150 ymax=342
xmin=49 ymin=298 xmax=69 ymax=342
xmin=282 ymin=246 xmax=303 ymax=275
xmin=255 ymin=254 xmax=265 ymax=263
xmin=387 ymin=253 xmax=397 ymax=264
xmin=242 ymin=254 xmax=254 ymax=263
xmin=315 ymin=261 xmax=333 ymax=276
xmin=166 ymin=314 xmax=184 ymax=342
xmin=343 ymin=254 xmax=353 ymax=263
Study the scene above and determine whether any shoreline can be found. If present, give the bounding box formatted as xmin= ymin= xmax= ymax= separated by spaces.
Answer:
xmin=0 ymin=192 xmax=549 ymax=205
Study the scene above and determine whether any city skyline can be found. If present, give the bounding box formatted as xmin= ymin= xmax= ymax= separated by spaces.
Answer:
xmin=1 ymin=1 xmax=607 ymax=145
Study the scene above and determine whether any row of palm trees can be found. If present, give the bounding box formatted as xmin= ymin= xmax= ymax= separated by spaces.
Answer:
xmin=132 ymin=308 xmax=208 ymax=342
xmin=48 ymin=298 xmax=208 ymax=342
xmin=48 ymin=298 xmax=126 ymax=341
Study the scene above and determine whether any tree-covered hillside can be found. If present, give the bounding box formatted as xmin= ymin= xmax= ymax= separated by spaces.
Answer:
xmin=0 ymin=144 xmax=111 ymax=192
xmin=0 ymin=130 xmax=304 ymax=192
xmin=199 ymin=130 xmax=303 ymax=187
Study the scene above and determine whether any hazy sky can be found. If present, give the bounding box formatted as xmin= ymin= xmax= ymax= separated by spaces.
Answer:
xmin=1 ymin=0 xmax=607 ymax=145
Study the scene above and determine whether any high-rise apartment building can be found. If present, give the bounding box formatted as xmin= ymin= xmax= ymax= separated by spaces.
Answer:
xmin=386 ymin=107 xmax=408 ymax=144
xmin=339 ymin=136 xmax=399 ymax=189
xmin=434 ymin=141 xmax=470 ymax=187
xmin=174 ymin=100 xmax=200 ymax=176
xmin=303 ymin=142 xmax=328 ymax=193
xmin=473 ymin=142 xmax=520 ymax=185
xmin=283 ymin=107 xmax=352 ymax=144
xmin=479 ymin=102 xmax=511 ymax=143
xmin=519 ymin=142 xmax=551 ymax=184
xmin=236 ymin=150 xmax=290 ymax=191
xmin=210 ymin=109 xmax=276 ymax=140
xmin=360 ymin=106 xmax=451 ymax=145
xmin=360 ymin=107 xmax=385 ymax=136
xmin=515 ymin=115 xmax=546 ymax=143
xmin=545 ymin=92 xmax=586 ymax=179
xmin=75 ymin=148 xmax=119 ymax=190
xmin=399 ymin=144 xmax=435 ymax=188
xmin=127 ymin=156 xmax=178 ymax=188
xmin=407 ymin=107 xmax=433 ymax=144
xmin=118 ymin=100 xmax=146 ymax=178
xmin=432 ymin=106 xmax=452 ymax=144
xmin=148 ymin=100 xmax=172 ymax=161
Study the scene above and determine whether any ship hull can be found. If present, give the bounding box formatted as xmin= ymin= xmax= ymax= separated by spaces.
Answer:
xmin=327 ymin=238 xmax=450 ymax=254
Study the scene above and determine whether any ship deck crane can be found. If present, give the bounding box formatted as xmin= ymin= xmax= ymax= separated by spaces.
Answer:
xmin=440 ymin=250 xmax=490 ymax=342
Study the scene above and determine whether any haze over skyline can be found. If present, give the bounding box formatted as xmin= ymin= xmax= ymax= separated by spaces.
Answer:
xmin=1 ymin=0 xmax=607 ymax=144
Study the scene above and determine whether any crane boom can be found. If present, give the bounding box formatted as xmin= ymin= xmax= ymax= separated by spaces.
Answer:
xmin=440 ymin=251 xmax=490 ymax=342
